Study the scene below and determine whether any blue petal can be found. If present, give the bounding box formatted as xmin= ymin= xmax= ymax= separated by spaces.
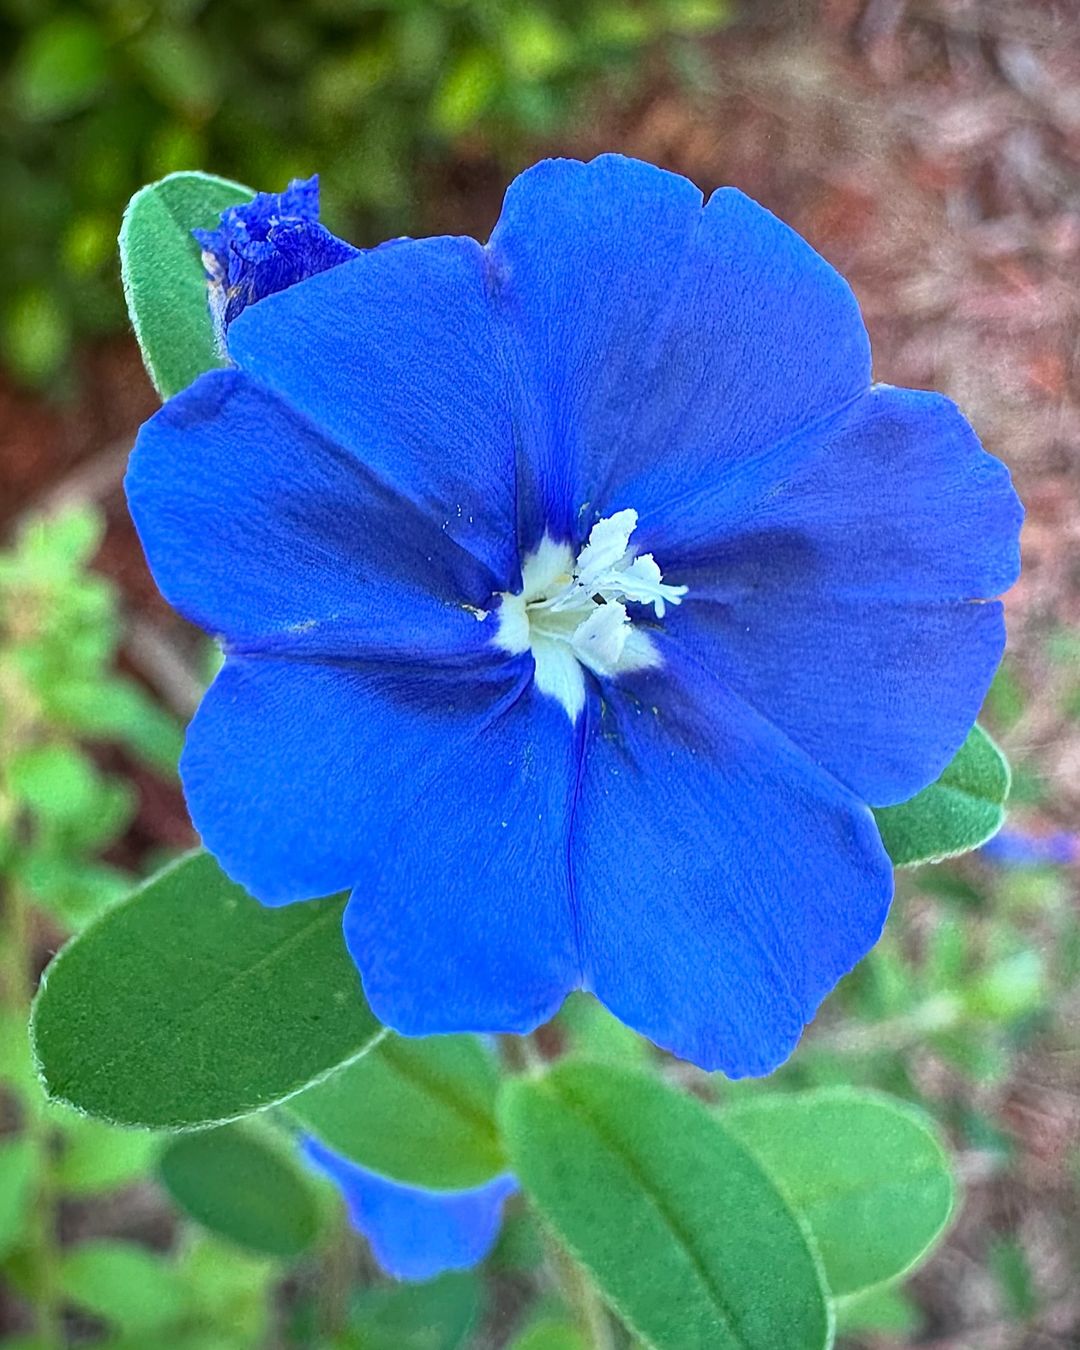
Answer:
xmin=194 ymin=175 xmax=360 ymax=336
xmin=672 ymin=600 xmax=1004 ymax=810
xmin=655 ymin=386 xmax=1022 ymax=805
xmin=181 ymin=653 xmax=535 ymax=905
xmin=573 ymin=644 xmax=894 ymax=1076
xmin=300 ymin=1137 xmax=516 ymax=1282
xmin=194 ymin=177 xmax=321 ymax=265
xmin=227 ymin=236 xmax=520 ymax=591
xmin=344 ymin=686 xmax=581 ymax=1033
xmin=126 ymin=368 xmax=502 ymax=657
xmin=638 ymin=385 xmax=1022 ymax=598
xmin=486 ymin=155 xmax=870 ymax=546
xmin=980 ymin=829 xmax=1079 ymax=867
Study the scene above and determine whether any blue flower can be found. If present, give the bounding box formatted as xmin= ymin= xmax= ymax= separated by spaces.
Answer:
xmin=193 ymin=175 xmax=360 ymax=340
xmin=126 ymin=155 xmax=1023 ymax=1075
xmin=980 ymin=828 xmax=1078 ymax=867
xmin=300 ymin=1137 xmax=516 ymax=1282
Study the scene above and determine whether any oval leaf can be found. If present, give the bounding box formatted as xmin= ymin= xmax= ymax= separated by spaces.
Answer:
xmin=31 ymin=851 xmax=382 ymax=1129
xmin=722 ymin=1088 xmax=955 ymax=1297
xmin=290 ymin=1032 xmax=504 ymax=1189
xmin=874 ymin=723 xmax=1010 ymax=867
xmin=500 ymin=1062 xmax=831 ymax=1350
xmin=120 ymin=171 xmax=252 ymax=399
xmin=59 ymin=1241 xmax=187 ymax=1335
xmin=159 ymin=1122 xmax=321 ymax=1257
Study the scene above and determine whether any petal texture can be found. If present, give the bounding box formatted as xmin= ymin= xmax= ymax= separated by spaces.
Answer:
xmin=227 ymin=237 xmax=520 ymax=590
xmin=344 ymin=686 xmax=581 ymax=1034
xmin=181 ymin=653 xmax=530 ymax=905
xmin=127 ymin=368 xmax=498 ymax=660
xmin=487 ymin=154 xmax=870 ymax=544
xmin=300 ymin=1138 xmax=516 ymax=1282
xmin=574 ymin=645 xmax=894 ymax=1076
xmin=657 ymin=386 xmax=1022 ymax=804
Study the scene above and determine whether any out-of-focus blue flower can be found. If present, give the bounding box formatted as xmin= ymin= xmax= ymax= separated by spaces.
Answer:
xmin=980 ymin=828 xmax=1079 ymax=867
xmin=300 ymin=1137 xmax=516 ymax=1282
xmin=193 ymin=176 xmax=360 ymax=342
xmin=127 ymin=155 xmax=1023 ymax=1076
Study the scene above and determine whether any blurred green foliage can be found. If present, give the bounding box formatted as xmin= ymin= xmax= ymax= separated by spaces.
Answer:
xmin=1 ymin=504 xmax=1078 ymax=1345
xmin=0 ymin=0 xmax=730 ymax=385
xmin=0 ymin=506 xmax=182 ymax=929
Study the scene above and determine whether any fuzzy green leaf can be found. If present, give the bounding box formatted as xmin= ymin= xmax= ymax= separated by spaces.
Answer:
xmin=31 ymin=851 xmax=382 ymax=1129
xmin=159 ymin=1122 xmax=321 ymax=1257
xmin=290 ymin=1032 xmax=504 ymax=1189
xmin=874 ymin=724 xmax=1010 ymax=867
xmin=119 ymin=171 xmax=252 ymax=399
xmin=500 ymin=1062 xmax=831 ymax=1350
xmin=722 ymin=1088 xmax=955 ymax=1297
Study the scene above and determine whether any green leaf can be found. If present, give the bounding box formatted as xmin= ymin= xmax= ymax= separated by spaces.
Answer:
xmin=127 ymin=27 xmax=222 ymax=118
xmin=8 ymin=743 xmax=104 ymax=827
xmin=963 ymin=950 xmax=1046 ymax=1022
xmin=2 ymin=285 xmax=71 ymax=384
xmin=509 ymin=1320 xmax=588 ymax=1350
xmin=349 ymin=1271 xmax=481 ymax=1350
xmin=499 ymin=1063 xmax=831 ymax=1350
xmin=31 ymin=850 xmax=383 ymax=1129
xmin=49 ymin=674 xmax=184 ymax=774
xmin=159 ymin=1122 xmax=321 ymax=1256
xmin=119 ymin=171 xmax=252 ymax=400
xmin=833 ymin=1286 xmax=921 ymax=1337
xmin=722 ymin=1088 xmax=955 ymax=1297
xmin=12 ymin=15 xmax=109 ymax=121
xmin=0 ymin=1137 xmax=37 ymax=1260
xmin=873 ymin=724 xmax=1010 ymax=866
xmin=558 ymin=992 xmax=648 ymax=1069
xmin=988 ymin=1235 xmax=1038 ymax=1320
xmin=430 ymin=49 xmax=500 ymax=135
xmin=290 ymin=1033 xmax=504 ymax=1189
xmin=59 ymin=1241 xmax=187 ymax=1334
xmin=177 ymin=1235 xmax=276 ymax=1348
xmin=53 ymin=1114 xmax=160 ymax=1195
xmin=0 ymin=1009 xmax=40 ymax=1110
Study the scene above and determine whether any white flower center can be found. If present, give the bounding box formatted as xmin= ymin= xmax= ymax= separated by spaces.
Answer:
xmin=493 ymin=509 xmax=688 ymax=720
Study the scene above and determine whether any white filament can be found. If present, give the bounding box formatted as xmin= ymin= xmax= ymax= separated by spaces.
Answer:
xmin=494 ymin=509 xmax=687 ymax=720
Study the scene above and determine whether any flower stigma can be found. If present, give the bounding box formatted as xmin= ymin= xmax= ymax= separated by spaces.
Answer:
xmin=494 ymin=509 xmax=688 ymax=720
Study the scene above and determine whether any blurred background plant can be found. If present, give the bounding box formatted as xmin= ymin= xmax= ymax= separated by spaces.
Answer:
xmin=0 ymin=0 xmax=728 ymax=387
xmin=2 ymin=0 xmax=1080 ymax=1346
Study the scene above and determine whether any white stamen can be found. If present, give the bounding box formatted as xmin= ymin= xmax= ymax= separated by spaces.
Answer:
xmin=493 ymin=510 xmax=687 ymax=720
xmin=574 ymin=508 xmax=638 ymax=592
xmin=571 ymin=600 xmax=631 ymax=674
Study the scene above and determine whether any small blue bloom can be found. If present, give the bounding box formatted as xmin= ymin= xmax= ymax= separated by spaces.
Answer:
xmin=127 ymin=155 xmax=1023 ymax=1076
xmin=193 ymin=175 xmax=360 ymax=340
xmin=300 ymin=1137 xmax=516 ymax=1282
xmin=980 ymin=828 xmax=1078 ymax=867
